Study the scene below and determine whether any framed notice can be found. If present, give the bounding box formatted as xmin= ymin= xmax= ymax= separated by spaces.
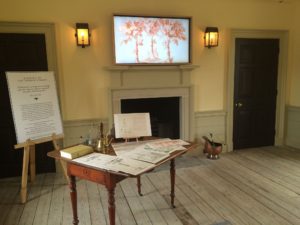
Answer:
xmin=6 ymin=71 xmax=63 ymax=144
xmin=114 ymin=113 xmax=152 ymax=139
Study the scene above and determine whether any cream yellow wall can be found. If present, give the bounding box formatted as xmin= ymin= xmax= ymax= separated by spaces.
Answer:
xmin=0 ymin=0 xmax=299 ymax=120
xmin=289 ymin=1 xmax=300 ymax=106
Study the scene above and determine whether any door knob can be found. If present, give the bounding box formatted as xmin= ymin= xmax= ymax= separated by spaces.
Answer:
xmin=235 ymin=102 xmax=243 ymax=107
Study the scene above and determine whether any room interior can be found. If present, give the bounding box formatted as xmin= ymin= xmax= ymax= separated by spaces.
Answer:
xmin=1 ymin=0 xmax=299 ymax=151
xmin=0 ymin=0 xmax=300 ymax=224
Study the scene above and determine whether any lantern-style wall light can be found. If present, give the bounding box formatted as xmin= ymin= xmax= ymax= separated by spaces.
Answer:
xmin=204 ymin=27 xmax=219 ymax=48
xmin=75 ymin=23 xmax=90 ymax=48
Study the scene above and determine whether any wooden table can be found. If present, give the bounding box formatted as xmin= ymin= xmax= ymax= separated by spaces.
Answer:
xmin=47 ymin=141 xmax=197 ymax=225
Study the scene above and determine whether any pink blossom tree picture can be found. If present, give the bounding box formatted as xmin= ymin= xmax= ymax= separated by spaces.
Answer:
xmin=114 ymin=16 xmax=190 ymax=64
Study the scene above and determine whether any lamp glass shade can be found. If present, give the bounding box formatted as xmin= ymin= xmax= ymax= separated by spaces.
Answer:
xmin=76 ymin=23 xmax=90 ymax=47
xmin=204 ymin=27 xmax=219 ymax=48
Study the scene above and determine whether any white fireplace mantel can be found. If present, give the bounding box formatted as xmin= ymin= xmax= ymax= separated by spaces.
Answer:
xmin=106 ymin=65 xmax=198 ymax=141
xmin=105 ymin=64 xmax=199 ymax=72
xmin=105 ymin=64 xmax=199 ymax=88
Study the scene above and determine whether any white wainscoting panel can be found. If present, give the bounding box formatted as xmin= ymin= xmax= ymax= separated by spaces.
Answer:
xmin=63 ymin=119 xmax=108 ymax=147
xmin=62 ymin=111 xmax=227 ymax=154
xmin=62 ymin=107 xmax=300 ymax=154
xmin=285 ymin=105 xmax=300 ymax=149
xmin=194 ymin=111 xmax=227 ymax=152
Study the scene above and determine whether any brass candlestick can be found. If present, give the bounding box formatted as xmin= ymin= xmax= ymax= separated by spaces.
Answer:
xmin=96 ymin=122 xmax=113 ymax=153
xmin=101 ymin=134 xmax=113 ymax=154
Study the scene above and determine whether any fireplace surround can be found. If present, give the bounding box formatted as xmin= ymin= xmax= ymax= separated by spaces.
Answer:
xmin=107 ymin=65 xmax=198 ymax=141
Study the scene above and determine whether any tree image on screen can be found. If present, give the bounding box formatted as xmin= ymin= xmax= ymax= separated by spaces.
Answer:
xmin=115 ymin=17 xmax=189 ymax=64
xmin=120 ymin=20 xmax=146 ymax=63
xmin=159 ymin=19 xmax=186 ymax=63
xmin=146 ymin=19 xmax=160 ymax=61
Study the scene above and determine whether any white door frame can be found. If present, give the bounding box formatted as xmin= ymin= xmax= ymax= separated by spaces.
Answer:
xmin=0 ymin=22 xmax=62 ymax=103
xmin=226 ymin=29 xmax=289 ymax=152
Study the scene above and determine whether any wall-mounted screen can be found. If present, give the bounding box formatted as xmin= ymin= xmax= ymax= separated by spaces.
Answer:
xmin=113 ymin=15 xmax=191 ymax=65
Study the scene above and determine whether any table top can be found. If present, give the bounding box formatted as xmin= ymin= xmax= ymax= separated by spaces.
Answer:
xmin=47 ymin=138 xmax=198 ymax=177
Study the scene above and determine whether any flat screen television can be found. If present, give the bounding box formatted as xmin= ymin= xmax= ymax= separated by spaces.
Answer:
xmin=113 ymin=15 xmax=191 ymax=65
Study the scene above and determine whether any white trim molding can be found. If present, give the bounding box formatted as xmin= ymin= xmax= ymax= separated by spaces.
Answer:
xmin=227 ymin=29 xmax=288 ymax=152
xmin=110 ymin=86 xmax=193 ymax=141
xmin=0 ymin=22 xmax=59 ymax=93
xmin=106 ymin=65 xmax=199 ymax=141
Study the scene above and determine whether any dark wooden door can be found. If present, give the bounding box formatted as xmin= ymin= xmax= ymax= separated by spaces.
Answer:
xmin=0 ymin=33 xmax=56 ymax=178
xmin=233 ymin=38 xmax=279 ymax=149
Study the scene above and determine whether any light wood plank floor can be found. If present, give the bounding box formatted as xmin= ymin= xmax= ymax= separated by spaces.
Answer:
xmin=0 ymin=146 xmax=300 ymax=225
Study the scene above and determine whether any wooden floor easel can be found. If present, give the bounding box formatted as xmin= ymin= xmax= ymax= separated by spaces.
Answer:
xmin=14 ymin=133 xmax=65 ymax=203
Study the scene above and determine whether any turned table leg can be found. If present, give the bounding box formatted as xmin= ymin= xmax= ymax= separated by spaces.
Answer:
xmin=137 ymin=176 xmax=143 ymax=196
xmin=69 ymin=175 xmax=79 ymax=225
xmin=105 ymin=172 xmax=117 ymax=225
xmin=170 ymin=159 xmax=176 ymax=208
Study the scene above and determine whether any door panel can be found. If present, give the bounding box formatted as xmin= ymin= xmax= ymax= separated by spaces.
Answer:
xmin=233 ymin=38 xmax=279 ymax=149
xmin=0 ymin=33 xmax=55 ymax=178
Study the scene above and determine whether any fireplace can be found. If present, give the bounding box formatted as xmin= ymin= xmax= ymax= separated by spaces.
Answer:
xmin=110 ymin=87 xmax=191 ymax=140
xmin=107 ymin=65 xmax=198 ymax=141
xmin=121 ymin=97 xmax=180 ymax=138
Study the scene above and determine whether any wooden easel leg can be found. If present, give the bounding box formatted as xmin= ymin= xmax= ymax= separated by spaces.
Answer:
xmin=29 ymin=145 xmax=36 ymax=182
xmin=60 ymin=160 xmax=70 ymax=183
xmin=21 ymin=145 xmax=30 ymax=203
xmin=52 ymin=133 xmax=69 ymax=183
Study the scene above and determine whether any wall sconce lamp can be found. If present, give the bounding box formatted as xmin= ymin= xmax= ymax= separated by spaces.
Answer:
xmin=75 ymin=23 xmax=90 ymax=48
xmin=204 ymin=27 xmax=219 ymax=48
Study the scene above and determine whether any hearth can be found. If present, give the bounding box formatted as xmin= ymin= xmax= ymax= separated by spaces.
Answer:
xmin=121 ymin=97 xmax=180 ymax=138
xmin=111 ymin=87 xmax=191 ymax=140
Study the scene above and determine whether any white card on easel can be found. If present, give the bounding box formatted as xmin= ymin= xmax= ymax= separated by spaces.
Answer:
xmin=114 ymin=113 xmax=152 ymax=139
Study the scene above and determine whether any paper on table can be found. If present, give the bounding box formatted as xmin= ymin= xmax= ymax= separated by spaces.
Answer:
xmin=111 ymin=141 xmax=145 ymax=156
xmin=106 ymin=156 xmax=155 ymax=176
xmin=72 ymin=152 xmax=155 ymax=176
xmin=72 ymin=153 xmax=116 ymax=170
xmin=121 ymin=147 xmax=169 ymax=164
xmin=145 ymin=145 xmax=186 ymax=154
xmin=73 ymin=139 xmax=190 ymax=175
xmin=111 ymin=138 xmax=170 ymax=156
xmin=147 ymin=139 xmax=190 ymax=148
xmin=145 ymin=139 xmax=189 ymax=154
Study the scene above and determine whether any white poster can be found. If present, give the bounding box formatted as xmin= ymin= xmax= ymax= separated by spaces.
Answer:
xmin=6 ymin=71 xmax=63 ymax=144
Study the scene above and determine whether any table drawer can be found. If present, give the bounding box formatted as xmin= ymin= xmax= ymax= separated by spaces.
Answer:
xmin=68 ymin=163 xmax=106 ymax=184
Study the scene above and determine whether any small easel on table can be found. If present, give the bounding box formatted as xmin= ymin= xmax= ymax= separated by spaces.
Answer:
xmin=14 ymin=133 xmax=65 ymax=203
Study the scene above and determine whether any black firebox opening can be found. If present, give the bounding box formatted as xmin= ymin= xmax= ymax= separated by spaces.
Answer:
xmin=121 ymin=97 xmax=180 ymax=139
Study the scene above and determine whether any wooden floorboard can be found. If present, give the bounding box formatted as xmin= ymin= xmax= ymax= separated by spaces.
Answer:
xmin=0 ymin=146 xmax=300 ymax=225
